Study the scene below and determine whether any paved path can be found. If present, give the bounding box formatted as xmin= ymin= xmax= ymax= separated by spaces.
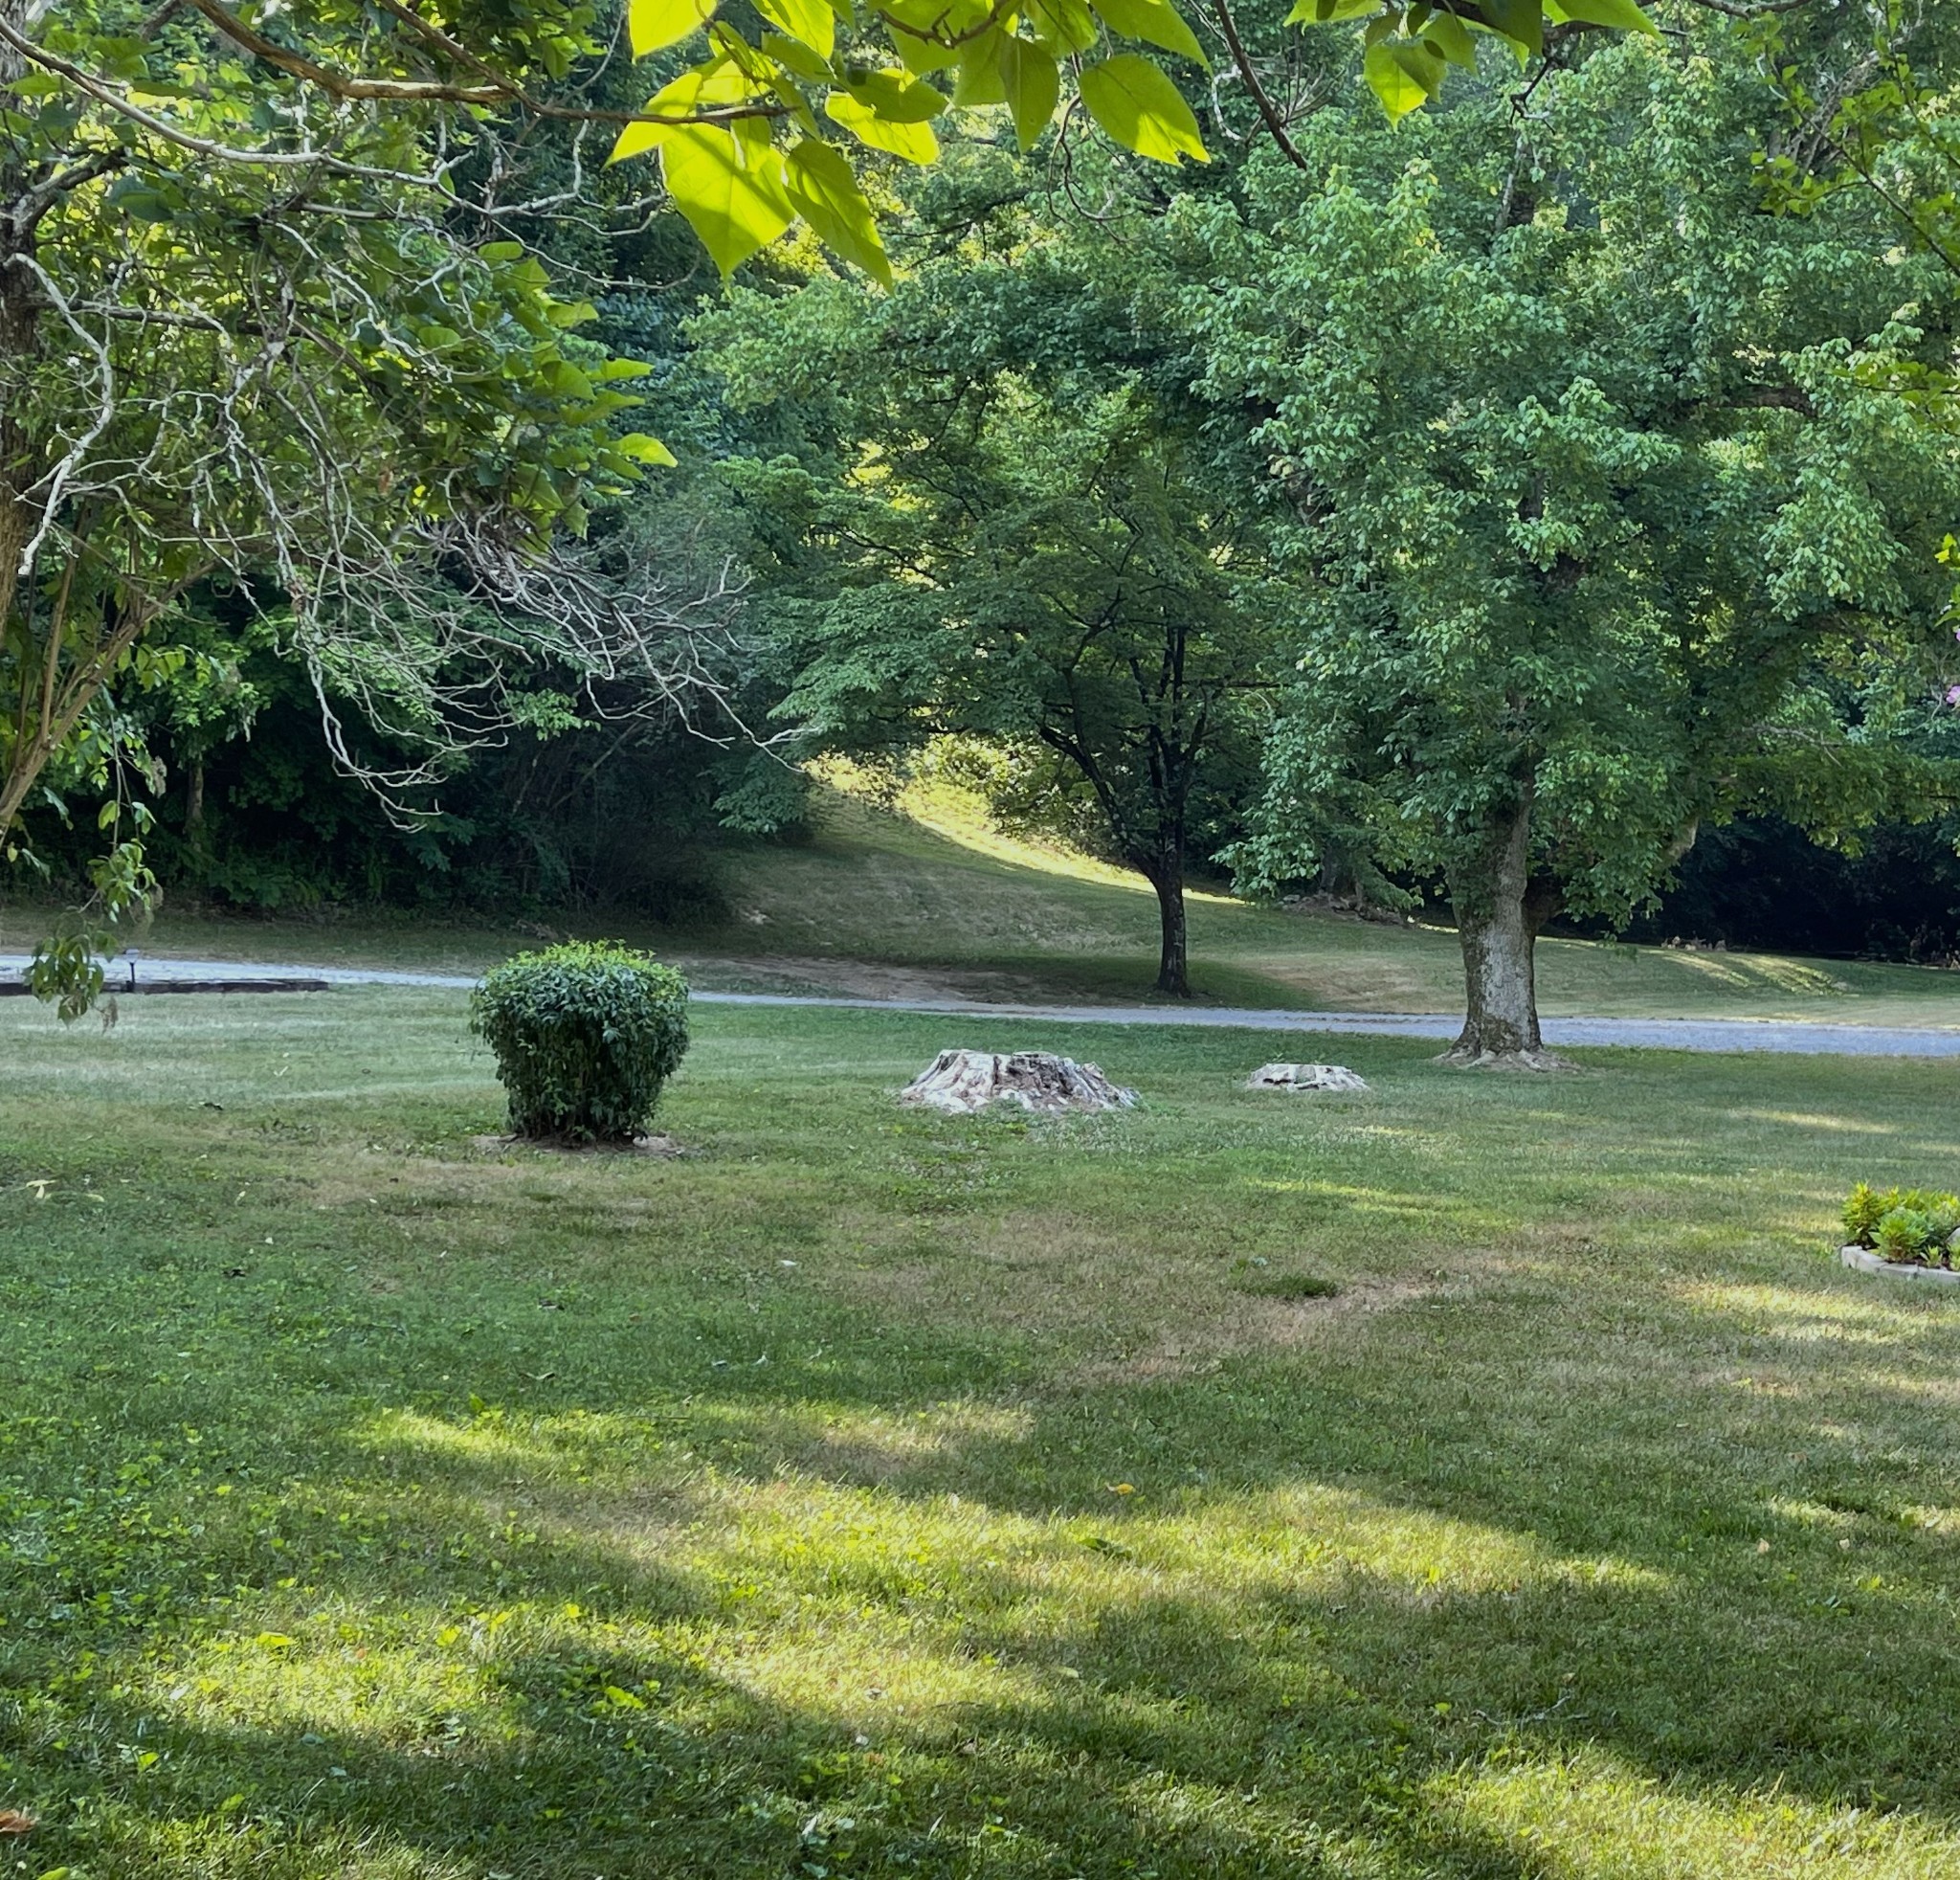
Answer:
xmin=9 ymin=954 xmax=1960 ymax=1058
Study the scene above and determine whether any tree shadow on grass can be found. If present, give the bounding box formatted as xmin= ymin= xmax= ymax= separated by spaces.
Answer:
xmin=15 ymin=1496 xmax=1960 ymax=1878
xmin=15 ymin=1304 xmax=1960 ymax=1880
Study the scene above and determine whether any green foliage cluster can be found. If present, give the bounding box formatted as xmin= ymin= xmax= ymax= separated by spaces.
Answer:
xmin=1843 ymin=1182 xmax=1960 ymax=1265
xmin=697 ymin=172 xmax=1286 ymax=995
xmin=470 ymin=943 xmax=690 ymax=1141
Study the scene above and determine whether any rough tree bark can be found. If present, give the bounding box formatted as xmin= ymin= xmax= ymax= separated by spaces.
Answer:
xmin=1440 ymin=780 xmax=1571 ymax=1070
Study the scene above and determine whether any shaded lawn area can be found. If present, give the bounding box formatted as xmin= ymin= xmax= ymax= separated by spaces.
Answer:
xmin=2 ymin=992 xmax=1959 ymax=1877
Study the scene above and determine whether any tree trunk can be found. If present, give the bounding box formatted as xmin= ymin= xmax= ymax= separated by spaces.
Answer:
xmin=1143 ymin=854 xmax=1190 ymax=997
xmin=184 ymin=757 xmax=209 ymax=872
xmin=1441 ymin=786 xmax=1570 ymax=1070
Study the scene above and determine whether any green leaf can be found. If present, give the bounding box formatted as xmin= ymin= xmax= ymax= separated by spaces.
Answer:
xmin=843 ymin=69 xmax=949 ymax=123
xmin=615 ymin=433 xmax=679 ymax=465
xmin=1285 ymin=0 xmax=1375 ymax=23
xmin=997 ymin=38 xmax=1061 ymax=151
xmin=1422 ymin=10 xmax=1477 ymax=64
xmin=609 ymin=56 xmax=760 ymax=164
xmin=659 ymin=125 xmax=793 ymax=274
xmin=629 ymin=0 xmax=716 ymax=56
xmin=826 ymin=92 xmax=941 ymax=162
xmin=1028 ymin=0 xmax=1100 ymax=55
xmin=762 ymin=29 xmax=832 ymax=78
xmin=1364 ymin=38 xmax=1430 ymax=119
xmin=1078 ymin=54 xmax=1208 ymax=164
xmin=881 ymin=0 xmax=990 ymax=72
xmin=785 ymin=136 xmax=894 ymax=284
xmin=1475 ymin=0 xmax=1543 ymax=56
xmin=952 ymin=27 xmax=1011 ymax=103
xmin=1391 ymin=36 xmax=1446 ymax=96
xmin=1089 ymin=0 xmax=1208 ymax=66
xmin=1546 ymin=0 xmax=1659 ymax=34
xmin=754 ymin=0 xmax=835 ymax=57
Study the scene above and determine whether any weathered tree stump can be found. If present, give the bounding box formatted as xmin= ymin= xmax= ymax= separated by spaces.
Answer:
xmin=899 ymin=1049 xmax=1137 ymax=1115
xmin=1245 ymin=1063 xmax=1370 ymax=1092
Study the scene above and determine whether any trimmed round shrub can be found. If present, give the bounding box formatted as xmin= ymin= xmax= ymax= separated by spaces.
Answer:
xmin=471 ymin=943 xmax=689 ymax=1142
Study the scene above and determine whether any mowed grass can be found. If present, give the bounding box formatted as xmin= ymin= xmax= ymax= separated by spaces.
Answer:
xmin=10 ymin=776 xmax=1960 ymax=1026
xmin=4 ymin=993 xmax=1960 ymax=1876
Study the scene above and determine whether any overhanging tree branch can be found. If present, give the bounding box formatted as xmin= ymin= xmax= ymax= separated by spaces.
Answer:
xmin=1209 ymin=0 xmax=1311 ymax=174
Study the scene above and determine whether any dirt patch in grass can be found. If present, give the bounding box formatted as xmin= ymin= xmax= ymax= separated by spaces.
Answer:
xmin=466 ymin=1131 xmax=692 ymax=1157
xmin=1053 ymin=1278 xmax=1445 ymax=1387
xmin=833 ymin=1205 xmax=1455 ymax=1374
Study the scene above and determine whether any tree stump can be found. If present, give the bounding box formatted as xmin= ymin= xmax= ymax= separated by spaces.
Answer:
xmin=1245 ymin=1063 xmax=1370 ymax=1092
xmin=899 ymin=1049 xmax=1137 ymax=1115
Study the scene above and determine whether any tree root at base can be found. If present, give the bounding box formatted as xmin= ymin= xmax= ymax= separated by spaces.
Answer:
xmin=1434 ymin=1046 xmax=1578 ymax=1072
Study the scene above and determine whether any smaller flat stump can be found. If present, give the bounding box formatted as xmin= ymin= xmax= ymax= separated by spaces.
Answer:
xmin=1247 ymin=1063 xmax=1370 ymax=1093
xmin=1839 ymin=1244 xmax=1960 ymax=1287
xmin=900 ymin=1049 xmax=1136 ymax=1115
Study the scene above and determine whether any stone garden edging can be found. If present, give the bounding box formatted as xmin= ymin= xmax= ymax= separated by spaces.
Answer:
xmin=1839 ymin=1244 xmax=1960 ymax=1287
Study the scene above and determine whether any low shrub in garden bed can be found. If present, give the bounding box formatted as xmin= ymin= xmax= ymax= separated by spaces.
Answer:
xmin=1843 ymin=1182 xmax=1960 ymax=1267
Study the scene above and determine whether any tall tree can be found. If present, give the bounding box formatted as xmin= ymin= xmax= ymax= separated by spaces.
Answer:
xmin=700 ymin=232 xmax=1282 ymax=996
xmin=1186 ymin=21 xmax=1960 ymax=1063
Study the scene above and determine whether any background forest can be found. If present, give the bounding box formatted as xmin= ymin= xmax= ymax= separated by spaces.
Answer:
xmin=10 ymin=0 xmax=1960 ymax=979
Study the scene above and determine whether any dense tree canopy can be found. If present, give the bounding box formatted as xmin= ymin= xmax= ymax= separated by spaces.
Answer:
xmin=1181 ymin=22 xmax=1960 ymax=1060
xmin=0 ymin=0 xmax=1663 ymax=1005
xmin=17 ymin=0 xmax=1958 ymax=1032
xmin=700 ymin=227 xmax=1286 ymax=993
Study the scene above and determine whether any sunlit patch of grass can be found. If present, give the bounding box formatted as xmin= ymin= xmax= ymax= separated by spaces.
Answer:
xmin=1676 ymin=1280 xmax=1942 ymax=1334
xmin=1632 ymin=948 xmax=1856 ymax=1000
xmin=813 ymin=754 xmax=1189 ymax=899
xmin=157 ymin=1608 xmax=500 ymax=1745
xmin=1727 ymin=1110 xmax=1903 ymax=1134
xmin=1432 ymin=1745 xmax=1960 ymax=1878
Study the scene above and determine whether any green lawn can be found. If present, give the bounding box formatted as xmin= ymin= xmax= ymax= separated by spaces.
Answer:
xmin=10 ymin=778 xmax=1960 ymax=1027
xmin=4 ymin=991 xmax=1960 ymax=1876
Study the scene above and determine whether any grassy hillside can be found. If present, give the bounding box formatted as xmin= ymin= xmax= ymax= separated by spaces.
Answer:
xmin=7 ymin=773 xmax=1960 ymax=1027
xmin=702 ymin=781 xmax=1960 ymax=1026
